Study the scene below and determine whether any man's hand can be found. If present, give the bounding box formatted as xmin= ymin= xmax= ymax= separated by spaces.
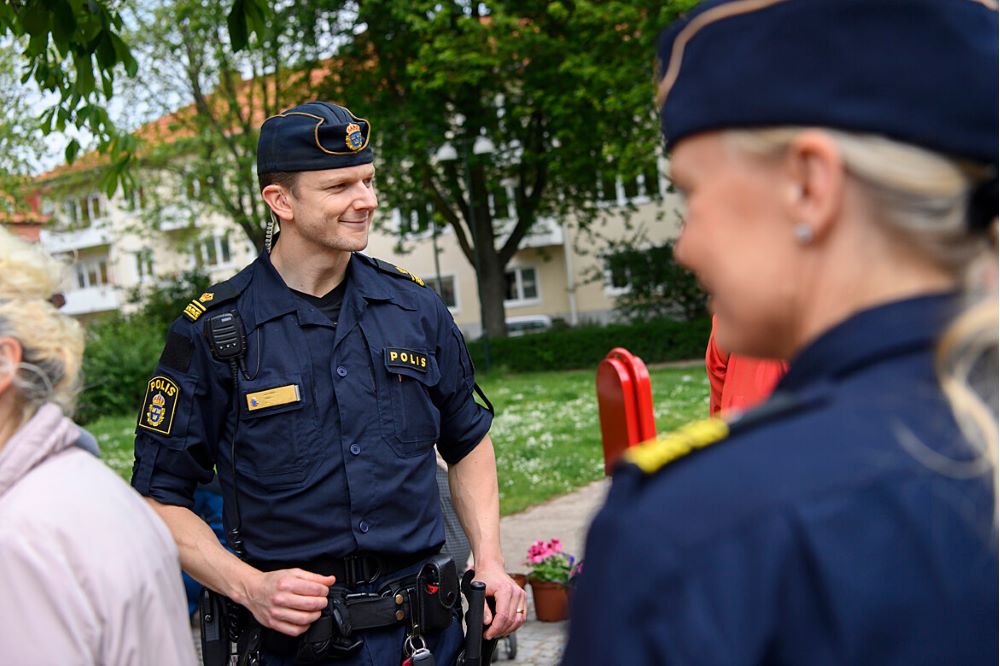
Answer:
xmin=242 ymin=568 xmax=335 ymax=637
xmin=476 ymin=563 xmax=528 ymax=639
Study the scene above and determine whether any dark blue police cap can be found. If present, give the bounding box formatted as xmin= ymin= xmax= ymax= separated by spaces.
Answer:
xmin=257 ymin=101 xmax=373 ymax=175
xmin=656 ymin=0 xmax=999 ymax=165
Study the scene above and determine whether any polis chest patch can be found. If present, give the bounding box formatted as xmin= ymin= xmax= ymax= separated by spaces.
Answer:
xmin=139 ymin=376 xmax=179 ymax=435
xmin=385 ymin=348 xmax=428 ymax=372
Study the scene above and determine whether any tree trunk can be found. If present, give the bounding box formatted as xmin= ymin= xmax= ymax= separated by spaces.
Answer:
xmin=478 ymin=243 xmax=508 ymax=340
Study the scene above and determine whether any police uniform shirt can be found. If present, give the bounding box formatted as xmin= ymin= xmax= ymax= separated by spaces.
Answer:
xmin=563 ymin=294 xmax=998 ymax=665
xmin=131 ymin=251 xmax=492 ymax=565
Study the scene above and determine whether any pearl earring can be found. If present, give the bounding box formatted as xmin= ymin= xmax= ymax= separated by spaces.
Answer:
xmin=794 ymin=224 xmax=814 ymax=245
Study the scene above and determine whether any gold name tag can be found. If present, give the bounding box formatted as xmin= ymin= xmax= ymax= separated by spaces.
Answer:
xmin=246 ymin=384 xmax=301 ymax=411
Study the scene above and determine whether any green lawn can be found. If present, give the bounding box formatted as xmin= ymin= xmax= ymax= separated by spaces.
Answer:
xmin=89 ymin=364 xmax=709 ymax=515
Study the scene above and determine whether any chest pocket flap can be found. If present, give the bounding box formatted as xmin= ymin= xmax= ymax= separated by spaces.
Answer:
xmin=381 ymin=347 xmax=441 ymax=452
xmin=236 ymin=372 xmax=309 ymax=484
xmin=383 ymin=347 xmax=441 ymax=385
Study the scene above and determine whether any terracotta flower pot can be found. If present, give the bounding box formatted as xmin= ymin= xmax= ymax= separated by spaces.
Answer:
xmin=528 ymin=578 xmax=569 ymax=622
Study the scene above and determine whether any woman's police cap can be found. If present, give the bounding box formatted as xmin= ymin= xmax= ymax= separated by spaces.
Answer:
xmin=257 ymin=101 xmax=373 ymax=175
xmin=655 ymin=0 xmax=999 ymax=165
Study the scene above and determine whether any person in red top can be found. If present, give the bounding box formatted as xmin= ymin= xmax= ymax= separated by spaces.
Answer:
xmin=706 ymin=315 xmax=787 ymax=416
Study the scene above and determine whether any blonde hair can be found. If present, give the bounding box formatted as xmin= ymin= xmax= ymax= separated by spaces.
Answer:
xmin=0 ymin=228 xmax=84 ymax=420
xmin=729 ymin=127 xmax=998 ymax=484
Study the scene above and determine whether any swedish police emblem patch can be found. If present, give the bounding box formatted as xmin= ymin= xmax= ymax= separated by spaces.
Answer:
xmin=346 ymin=122 xmax=364 ymax=152
xmin=139 ymin=375 xmax=179 ymax=435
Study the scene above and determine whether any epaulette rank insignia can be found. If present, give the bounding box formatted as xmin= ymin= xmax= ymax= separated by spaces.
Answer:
xmin=181 ymin=281 xmax=244 ymax=322
xmin=394 ymin=264 xmax=425 ymax=287
xmin=183 ymin=298 xmax=208 ymax=322
xmin=366 ymin=255 xmax=428 ymax=287
xmin=183 ymin=291 xmax=216 ymax=322
xmin=623 ymin=418 xmax=730 ymax=474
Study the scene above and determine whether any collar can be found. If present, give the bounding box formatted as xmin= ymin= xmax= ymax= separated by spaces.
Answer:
xmin=779 ymin=292 xmax=958 ymax=393
xmin=246 ymin=251 xmax=401 ymax=330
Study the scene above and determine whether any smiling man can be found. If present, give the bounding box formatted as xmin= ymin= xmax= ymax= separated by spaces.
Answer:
xmin=131 ymin=101 xmax=524 ymax=665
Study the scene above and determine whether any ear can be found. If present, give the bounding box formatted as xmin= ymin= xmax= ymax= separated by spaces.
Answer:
xmin=261 ymin=184 xmax=295 ymax=223
xmin=782 ymin=130 xmax=846 ymax=242
xmin=0 ymin=337 xmax=23 ymax=396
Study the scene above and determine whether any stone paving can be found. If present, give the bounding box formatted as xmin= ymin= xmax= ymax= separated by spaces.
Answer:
xmin=493 ymin=478 xmax=610 ymax=666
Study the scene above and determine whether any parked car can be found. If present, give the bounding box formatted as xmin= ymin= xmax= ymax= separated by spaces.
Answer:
xmin=505 ymin=314 xmax=553 ymax=337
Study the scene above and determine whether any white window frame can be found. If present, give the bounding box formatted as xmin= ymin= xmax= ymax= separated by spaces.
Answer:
xmin=602 ymin=253 xmax=634 ymax=296
xmin=135 ymin=249 xmax=155 ymax=283
xmin=193 ymin=233 xmax=233 ymax=269
xmin=488 ymin=181 xmax=515 ymax=221
xmin=61 ymin=192 xmax=105 ymax=227
xmin=426 ymin=273 xmax=460 ymax=312
xmin=504 ymin=265 xmax=541 ymax=307
xmin=75 ymin=257 xmax=111 ymax=289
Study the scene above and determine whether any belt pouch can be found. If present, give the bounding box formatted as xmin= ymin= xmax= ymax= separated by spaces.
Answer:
xmin=415 ymin=554 xmax=459 ymax=633
xmin=199 ymin=588 xmax=230 ymax=666
xmin=295 ymin=594 xmax=362 ymax=662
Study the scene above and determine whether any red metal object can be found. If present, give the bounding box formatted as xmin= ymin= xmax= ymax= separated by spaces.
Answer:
xmin=596 ymin=347 xmax=657 ymax=475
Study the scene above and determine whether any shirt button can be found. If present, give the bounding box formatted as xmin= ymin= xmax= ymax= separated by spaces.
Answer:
xmin=336 ymin=366 xmax=348 ymax=377
xmin=350 ymin=444 xmax=361 ymax=455
xmin=359 ymin=520 xmax=369 ymax=533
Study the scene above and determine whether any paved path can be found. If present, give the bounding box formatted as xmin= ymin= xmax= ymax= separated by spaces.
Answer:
xmin=493 ymin=478 xmax=610 ymax=665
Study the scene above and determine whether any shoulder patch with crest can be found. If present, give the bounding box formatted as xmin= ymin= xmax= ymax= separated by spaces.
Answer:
xmin=139 ymin=375 xmax=180 ymax=435
xmin=623 ymin=418 xmax=730 ymax=474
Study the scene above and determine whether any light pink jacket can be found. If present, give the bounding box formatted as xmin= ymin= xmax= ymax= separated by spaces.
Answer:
xmin=0 ymin=404 xmax=197 ymax=665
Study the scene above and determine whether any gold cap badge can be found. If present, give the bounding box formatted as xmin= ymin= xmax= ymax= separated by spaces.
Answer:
xmin=346 ymin=122 xmax=364 ymax=152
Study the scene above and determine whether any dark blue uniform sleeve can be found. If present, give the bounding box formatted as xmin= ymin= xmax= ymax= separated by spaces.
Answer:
xmin=430 ymin=299 xmax=492 ymax=465
xmin=131 ymin=317 xmax=228 ymax=509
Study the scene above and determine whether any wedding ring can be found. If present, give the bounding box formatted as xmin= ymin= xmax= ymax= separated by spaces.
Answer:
xmin=516 ymin=608 xmax=525 ymax=614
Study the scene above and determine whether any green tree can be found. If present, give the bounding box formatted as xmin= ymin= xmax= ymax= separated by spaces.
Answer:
xmin=605 ymin=239 xmax=707 ymax=322
xmin=120 ymin=0 xmax=338 ymax=248
xmin=77 ymin=268 xmax=211 ymax=424
xmin=0 ymin=0 xmax=270 ymax=194
xmin=325 ymin=0 xmax=695 ymax=337
xmin=0 ymin=40 xmax=46 ymax=211
xmin=0 ymin=0 xmax=137 ymax=192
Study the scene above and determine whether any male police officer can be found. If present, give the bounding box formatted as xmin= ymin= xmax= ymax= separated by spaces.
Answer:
xmin=132 ymin=101 xmax=526 ymax=664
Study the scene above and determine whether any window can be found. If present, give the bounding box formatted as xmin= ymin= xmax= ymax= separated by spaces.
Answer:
xmin=427 ymin=275 xmax=458 ymax=309
xmin=194 ymin=234 xmax=232 ymax=268
xmin=604 ymin=253 xmax=634 ymax=294
xmin=598 ymin=170 xmax=618 ymax=204
xmin=62 ymin=199 xmax=78 ymax=226
xmin=505 ymin=266 xmax=539 ymax=304
xmin=399 ymin=205 xmax=431 ymax=236
xmin=596 ymin=159 xmax=663 ymax=206
xmin=62 ymin=192 xmax=103 ymax=227
xmin=135 ymin=249 xmax=155 ymax=282
xmin=75 ymin=258 xmax=110 ymax=289
xmin=128 ymin=186 xmax=146 ymax=211
xmin=490 ymin=184 xmax=513 ymax=220
xmin=622 ymin=163 xmax=662 ymax=200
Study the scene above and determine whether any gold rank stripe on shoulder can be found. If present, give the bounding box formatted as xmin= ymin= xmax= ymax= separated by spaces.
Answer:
xmin=623 ymin=418 xmax=730 ymax=474
xmin=183 ymin=298 xmax=208 ymax=322
xmin=394 ymin=264 xmax=426 ymax=287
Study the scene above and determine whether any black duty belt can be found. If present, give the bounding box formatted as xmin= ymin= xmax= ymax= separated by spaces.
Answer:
xmin=252 ymin=549 xmax=435 ymax=588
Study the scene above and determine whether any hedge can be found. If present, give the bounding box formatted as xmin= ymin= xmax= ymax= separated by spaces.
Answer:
xmin=467 ymin=317 xmax=711 ymax=374
xmin=76 ymin=311 xmax=710 ymax=423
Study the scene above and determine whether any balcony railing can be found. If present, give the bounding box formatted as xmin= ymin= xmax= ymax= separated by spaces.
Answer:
xmin=61 ymin=286 xmax=120 ymax=316
xmin=495 ymin=216 xmax=564 ymax=249
xmin=40 ymin=226 xmax=112 ymax=254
